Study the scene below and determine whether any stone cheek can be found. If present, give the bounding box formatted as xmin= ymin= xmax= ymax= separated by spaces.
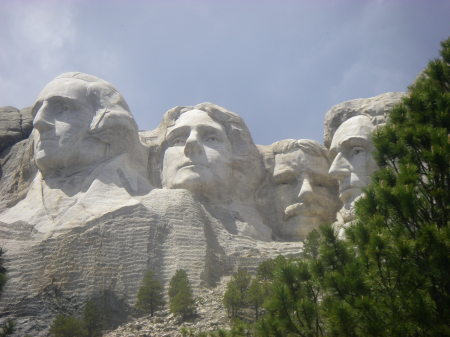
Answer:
xmin=324 ymin=92 xmax=404 ymax=228
xmin=328 ymin=115 xmax=377 ymax=213
xmin=0 ymin=75 xmax=405 ymax=335
xmin=267 ymin=140 xmax=340 ymax=241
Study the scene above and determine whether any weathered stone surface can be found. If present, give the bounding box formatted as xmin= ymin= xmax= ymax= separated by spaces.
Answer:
xmin=324 ymin=92 xmax=405 ymax=235
xmin=0 ymin=136 xmax=36 ymax=211
xmin=0 ymin=74 xmax=303 ymax=336
xmin=0 ymin=189 xmax=301 ymax=336
xmin=145 ymin=102 xmax=273 ymax=241
xmin=323 ymin=92 xmax=405 ymax=149
xmin=0 ymin=72 xmax=406 ymax=336
xmin=262 ymin=139 xmax=341 ymax=240
xmin=0 ymin=106 xmax=33 ymax=153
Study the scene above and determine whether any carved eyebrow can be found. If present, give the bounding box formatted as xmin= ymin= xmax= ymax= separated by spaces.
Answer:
xmin=338 ymin=136 xmax=371 ymax=150
xmin=196 ymin=124 xmax=225 ymax=136
xmin=32 ymin=100 xmax=43 ymax=117
xmin=166 ymin=125 xmax=189 ymax=140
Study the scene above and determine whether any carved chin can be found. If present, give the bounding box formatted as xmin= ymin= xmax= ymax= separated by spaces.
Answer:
xmin=339 ymin=187 xmax=363 ymax=207
xmin=167 ymin=171 xmax=202 ymax=189
xmin=280 ymin=215 xmax=322 ymax=240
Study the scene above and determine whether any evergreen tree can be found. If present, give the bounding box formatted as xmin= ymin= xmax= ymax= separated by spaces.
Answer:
xmin=169 ymin=269 xmax=196 ymax=319
xmin=0 ymin=248 xmax=6 ymax=295
xmin=135 ymin=270 xmax=165 ymax=316
xmin=247 ymin=278 xmax=264 ymax=320
xmin=258 ymin=38 xmax=450 ymax=337
xmin=87 ymin=290 xmax=129 ymax=331
xmin=339 ymin=36 xmax=450 ymax=337
xmin=83 ymin=299 xmax=104 ymax=337
xmin=258 ymin=232 xmax=325 ymax=337
xmin=0 ymin=320 xmax=15 ymax=337
xmin=49 ymin=315 xmax=86 ymax=337
xmin=223 ymin=268 xmax=251 ymax=319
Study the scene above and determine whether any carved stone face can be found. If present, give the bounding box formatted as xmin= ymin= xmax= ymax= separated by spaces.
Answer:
xmin=328 ymin=115 xmax=378 ymax=212
xmin=161 ymin=109 xmax=233 ymax=200
xmin=33 ymin=79 xmax=104 ymax=175
xmin=273 ymin=148 xmax=338 ymax=239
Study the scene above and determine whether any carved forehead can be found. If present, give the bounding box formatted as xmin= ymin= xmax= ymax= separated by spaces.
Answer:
xmin=167 ymin=109 xmax=226 ymax=134
xmin=37 ymin=78 xmax=89 ymax=102
xmin=274 ymin=149 xmax=329 ymax=173
xmin=330 ymin=115 xmax=375 ymax=150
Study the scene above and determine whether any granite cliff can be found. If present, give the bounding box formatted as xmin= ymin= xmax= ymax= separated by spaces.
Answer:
xmin=0 ymin=72 xmax=404 ymax=336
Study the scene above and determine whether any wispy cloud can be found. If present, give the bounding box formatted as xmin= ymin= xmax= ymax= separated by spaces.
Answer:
xmin=0 ymin=0 xmax=76 ymax=106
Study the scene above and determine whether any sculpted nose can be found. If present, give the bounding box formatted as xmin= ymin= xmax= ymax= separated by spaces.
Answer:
xmin=298 ymin=178 xmax=314 ymax=201
xmin=33 ymin=102 xmax=53 ymax=132
xmin=328 ymin=152 xmax=351 ymax=180
xmin=184 ymin=131 xmax=203 ymax=157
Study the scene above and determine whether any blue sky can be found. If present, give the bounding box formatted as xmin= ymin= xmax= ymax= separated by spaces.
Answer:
xmin=0 ymin=0 xmax=449 ymax=145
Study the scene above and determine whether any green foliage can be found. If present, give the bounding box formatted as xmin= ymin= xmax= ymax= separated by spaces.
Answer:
xmin=169 ymin=269 xmax=196 ymax=319
xmin=135 ymin=270 xmax=165 ymax=316
xmin=247 ymin=278 xmax=264 ymax=320
xmin=83 ymin=299 xmax=103 ymax=337
xmin=340 ymin=36 xmax=450 ymax=337
xmin=256 ymin=38 xmax=450 ymax=337
xmin=49 ymin=315 xmax=86 ymax=337
xmin=87 ymin=290 xmax=129 ymax=331
xmin=0 ymin=248 xmax=6 ymax=296
xmin=0 ymin=319 xmax=15 ymax=337
xmin=258 ymin=232 xmax=325 ymax=337
xmin=48 ymin=291 xmax=129 ymax=337
xmin=223 ymin=268 xmax=251 ymax=318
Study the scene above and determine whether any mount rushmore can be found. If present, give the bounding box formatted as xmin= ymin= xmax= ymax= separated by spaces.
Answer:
xmin=0 ymin=72 xmax=404 ymax=335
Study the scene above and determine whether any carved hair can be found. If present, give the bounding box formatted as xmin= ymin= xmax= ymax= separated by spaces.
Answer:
xmin=323 ymin=92 xmax=404 ymax=149
xmin=148 ymin=102 xmax=265 ymax=198
xmin=271 ymin=139 xmax=330 ymax=164
xmin=34 ymin=72 xmax=142 ymax=160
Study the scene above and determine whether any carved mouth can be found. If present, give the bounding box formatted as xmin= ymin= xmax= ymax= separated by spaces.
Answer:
xmin=284 ymin=203 xmax=305 ymax=219
xmin=284 ymin=202 xmax=320 ymax=220
xmin=179 ymin=162 xmax=204 ymax=169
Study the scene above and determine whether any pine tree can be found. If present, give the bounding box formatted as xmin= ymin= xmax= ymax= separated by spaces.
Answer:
xmin=258 ymin=232 xmax=325 ymax=337
xmin=83 ymin=299 xmax=104 ymax=337
xmin=0 ymin=248 xmax=6 ymax=295
xmin=340 ymin=36 xmax=450 ymax=337
xmin=223 ymin=268 xmax=251 ymax=319
xmin=0 ymin=320 xmax=15 ymax=337
xmin=49 ymin=315 xmax=86 ymax=337
xmin=135 ymin=271 xmax=165 ymax=316
xmin=247 ymin=278 xmax=264 ymax=320
xmin=168 ymin=269 xmax=195 ymax=319
xmin=259 ymin=38 xmax=450 ymax=337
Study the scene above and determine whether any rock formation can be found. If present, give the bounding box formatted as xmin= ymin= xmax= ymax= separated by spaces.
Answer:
xmin=0 ymin=106 xmax=33 ymax=154
xmin=0 ymin=73 xmax=405 ymax=336
xmin=0 ymin=106 xmax=35 ymax=211
xmin=262 ymin=139 xmax=340 ymax=240
xmin=323 ymin=92 xmax=405 ymax=236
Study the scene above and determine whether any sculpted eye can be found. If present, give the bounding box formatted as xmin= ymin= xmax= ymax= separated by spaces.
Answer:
xmin=170 ymin=138 xmax=185 ymax=146
xmin=55 ymin=102 xmax=70 ymax=114
xmin=351 ymin=146 xmax=365 ymax=156
xmin=205 ymin=135 xmax=218 ymax=142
